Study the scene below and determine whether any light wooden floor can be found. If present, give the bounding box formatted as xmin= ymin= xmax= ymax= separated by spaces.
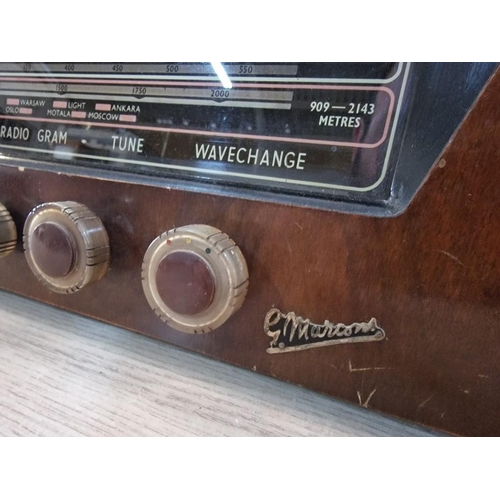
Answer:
xmin=0 ymin=290 xmax=438 ymax=436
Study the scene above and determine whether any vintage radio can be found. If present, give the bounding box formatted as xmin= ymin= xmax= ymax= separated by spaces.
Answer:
xmin=0 ymin=62 xmax=498 ymax=436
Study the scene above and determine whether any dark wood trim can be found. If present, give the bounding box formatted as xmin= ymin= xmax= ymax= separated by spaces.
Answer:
xmin=0 ymin=69 xmax=499 ymax=436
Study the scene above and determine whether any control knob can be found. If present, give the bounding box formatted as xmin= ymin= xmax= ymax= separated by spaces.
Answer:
xmin=23 ymin=202 xmax=110 ymax=293
xmin=0 ymin=203 xmax=17 ymax=258
xmin=142 ymin=224 xmax=249 ymax=334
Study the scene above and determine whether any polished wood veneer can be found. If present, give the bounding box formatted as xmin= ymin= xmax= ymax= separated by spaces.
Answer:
xmin=0 ymin=71 xmax=499 ymax=436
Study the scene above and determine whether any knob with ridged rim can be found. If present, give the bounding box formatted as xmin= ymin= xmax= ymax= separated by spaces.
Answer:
xmin=142 ymin=224 xmax=249 ymax=334
xmin=0 ymin=203 xmax=17 ymax=258
xmin=23 ymin=201 xmax=110 ymax=294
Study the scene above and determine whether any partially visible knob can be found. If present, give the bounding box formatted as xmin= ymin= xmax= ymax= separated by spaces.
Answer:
xmin=142 ymin=224 xmax=249 ymax=334
xmin=0 ymin=203 xmax=17 ymax=258
xmin=23 ymin=202 xmax=110 ymax=293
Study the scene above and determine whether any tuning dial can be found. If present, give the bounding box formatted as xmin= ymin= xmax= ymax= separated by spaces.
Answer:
xmin=142 ymin=224 xmax=249 ymax=334
xmin=0 ymin=203 xmax=17 ymax=258
xmin=23 ymin=202 xmax=110 ymax=294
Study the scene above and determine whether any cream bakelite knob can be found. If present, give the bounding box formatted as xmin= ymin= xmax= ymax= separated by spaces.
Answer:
xmin=0 ymin=203 xmax=17 ymax=258
xmin=23 ymin=202 xmax=110 ymax=294
xmin=142 ymin=224 xmax=249 ymax=334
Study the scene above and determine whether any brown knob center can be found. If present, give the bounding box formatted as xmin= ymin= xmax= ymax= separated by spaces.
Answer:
xmin=156 ymin=251 xmax=215 ymax=316
xmin=30 ymin=222 xmax=76 ymax=278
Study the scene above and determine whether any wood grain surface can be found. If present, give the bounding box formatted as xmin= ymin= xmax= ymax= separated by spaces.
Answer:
xmin=0 ymin=290 xmax=436 ymax=437
xmin=0 ymin=70 xmax=499 ymax=436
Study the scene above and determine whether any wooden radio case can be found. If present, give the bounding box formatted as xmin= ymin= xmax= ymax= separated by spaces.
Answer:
xmin=0 ymin=62 xmax=498 ymax=436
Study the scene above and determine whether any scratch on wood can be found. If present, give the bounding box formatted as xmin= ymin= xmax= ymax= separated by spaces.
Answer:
xmin=435 ymin=250 xmax=465 ymax=267
xmin=418 ymin=395 xmax=433 ymax=409
xmin=357 ymin=388 xmax=377 ymax=408
xmin=478 ymin=374 xmax=489 ymax=378
xmin=294 ymin=222 xmax=303 ymax=230
xmin=349 ymin=359 xmax=391 ymax=373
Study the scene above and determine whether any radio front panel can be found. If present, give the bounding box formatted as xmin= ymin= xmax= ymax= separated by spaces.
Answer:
xmin=0 ymin=62 xmax=499 ymax=436
xmin=0 ymin=63 xmax=495 ymax=214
